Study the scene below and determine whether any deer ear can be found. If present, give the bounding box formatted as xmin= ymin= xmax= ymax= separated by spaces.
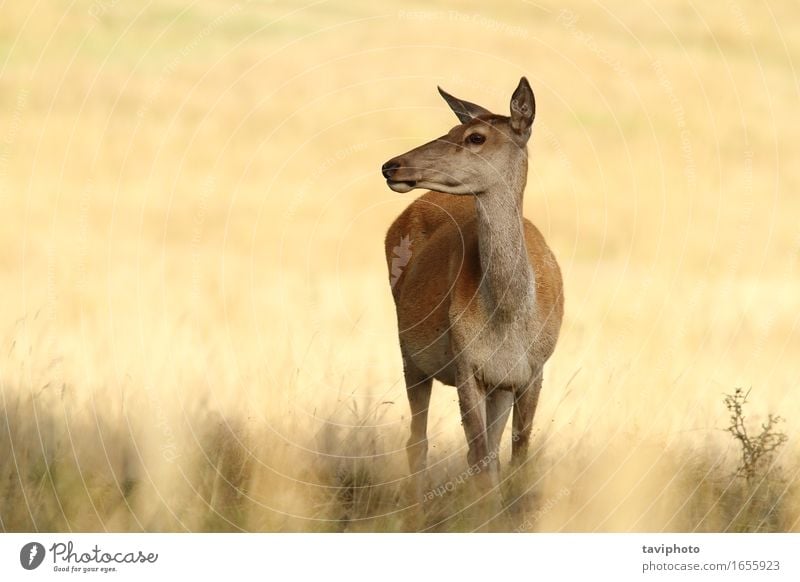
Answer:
xmin=510 ymin=77 xmax=535 ymax=136
xmin=438 ymin=87 xmax=491 ymax=124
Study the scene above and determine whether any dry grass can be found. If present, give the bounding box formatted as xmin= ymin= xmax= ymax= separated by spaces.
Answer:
xmin=1 ymin=0 xmax=798 ymax=532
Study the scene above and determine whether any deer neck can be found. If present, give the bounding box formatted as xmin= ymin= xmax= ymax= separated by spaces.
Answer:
xmin=474 ymin=160 xmax=534 ymax=322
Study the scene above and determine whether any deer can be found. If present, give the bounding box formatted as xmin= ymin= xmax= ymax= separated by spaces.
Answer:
xmin=381 ymin=77 xmax=564 ymax=516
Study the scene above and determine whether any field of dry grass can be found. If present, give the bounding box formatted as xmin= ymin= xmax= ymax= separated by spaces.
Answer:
xmin=1 ymin=0 xmax=798 ymax=532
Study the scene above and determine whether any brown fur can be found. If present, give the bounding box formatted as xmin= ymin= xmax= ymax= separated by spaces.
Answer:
xmin=385 ymin=191 xmax=563 ymax=388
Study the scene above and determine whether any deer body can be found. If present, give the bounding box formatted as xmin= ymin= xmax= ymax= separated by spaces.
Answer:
xmin=382 ymin=78 xmax=563 ymax=507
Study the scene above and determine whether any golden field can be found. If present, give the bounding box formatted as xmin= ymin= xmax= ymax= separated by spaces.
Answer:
xmin=1 ymin=0 xmax=798 ymax=532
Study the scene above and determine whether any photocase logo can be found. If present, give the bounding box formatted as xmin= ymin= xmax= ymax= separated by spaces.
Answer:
xmin=390 ymin=235 xmax=413 ymax=288
xmin=19 ymin=542 xmax=46 ymax=570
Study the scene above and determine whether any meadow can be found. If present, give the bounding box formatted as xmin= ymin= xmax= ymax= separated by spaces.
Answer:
xmin=1 ymin=0 xmax=798 ymax=532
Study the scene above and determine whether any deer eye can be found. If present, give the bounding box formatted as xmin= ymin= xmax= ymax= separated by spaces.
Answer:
xmin=466 ymin=133 xmax=486 ymax=145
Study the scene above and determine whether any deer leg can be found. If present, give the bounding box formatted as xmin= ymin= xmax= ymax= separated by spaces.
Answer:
xmin=455 ymin=370 xmax=492 ymax=485
xmin=457 ymin=371 xmax=510 ymax=530
xmin=403 ymin=352 xmax=433 ymax=505
xmin=511 ymin=371 xmax=543 ymax=466
xmin=485 ymin=387 xmax=513 ymax=486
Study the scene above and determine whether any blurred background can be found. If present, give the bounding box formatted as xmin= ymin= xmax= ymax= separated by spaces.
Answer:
xmin=0 ymin=0 xmax=798 ymax=532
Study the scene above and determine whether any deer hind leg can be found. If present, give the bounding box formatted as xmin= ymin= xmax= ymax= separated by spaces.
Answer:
xmin=402 ymin=351 xmax=433 ymax=505
xmin=511 ymin=370 xmax=543 ymax=466
xmin=485 ymin=387 xmax=513 ymax=486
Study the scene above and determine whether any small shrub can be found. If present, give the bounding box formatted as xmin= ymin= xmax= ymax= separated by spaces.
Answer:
xmin=723 ymin=388 xmax=788 ymax=482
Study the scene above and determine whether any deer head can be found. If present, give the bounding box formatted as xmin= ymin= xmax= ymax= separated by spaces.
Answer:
xmin=381 ymin=77 xmax=535 ymax=196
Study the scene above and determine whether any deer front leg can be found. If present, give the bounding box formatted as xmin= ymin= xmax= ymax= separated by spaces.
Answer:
xmin=511 ymin=371 xmax=543 ymax=465
xmin=455 ymin=369 xmax=492 ymax=487
xmin=485 ymin=387 xmax=513 ymax=486
xmin=458 ymin=369 xmax=511 ymax=530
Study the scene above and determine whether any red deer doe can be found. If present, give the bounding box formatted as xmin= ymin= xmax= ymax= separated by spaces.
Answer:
xmin=382 ymin=78 xmax=564 ymax=518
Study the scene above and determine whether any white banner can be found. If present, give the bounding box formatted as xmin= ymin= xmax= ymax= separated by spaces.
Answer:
xmin=1 ymin=533 xmax=797 ymax=581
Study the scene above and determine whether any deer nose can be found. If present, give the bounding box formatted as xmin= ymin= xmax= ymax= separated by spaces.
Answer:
xmin=382 ymin=160 xmax=400 ymax=180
